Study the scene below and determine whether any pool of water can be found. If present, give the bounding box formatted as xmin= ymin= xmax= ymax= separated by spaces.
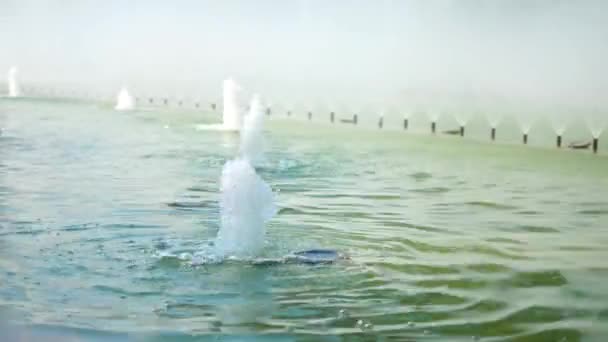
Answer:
xmin=1 ymin=98 xmax=608 ymax=341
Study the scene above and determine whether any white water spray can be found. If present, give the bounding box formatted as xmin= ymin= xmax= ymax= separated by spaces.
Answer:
xmin=115 ymin=86 xmax=135 ymax=111
xmin=222 ymin=79 xmax=243 ymax=131
xmin=215 ymin=94 xmax=276 ymax=258
xmin=7 ymin=67 xmax=20 ymax=98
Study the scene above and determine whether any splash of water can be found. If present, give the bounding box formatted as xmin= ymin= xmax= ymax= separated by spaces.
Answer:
xmin=584 ymin=109 xmax=606 ymax=139
xmin=215 ymin=95 xmax=276 ymax=258
xmin=7 ymin=67 xmax=20 ymax=98
xmin=549 ymin=108 xmax=571 ymax=136
xmin=239 ymin=95 xmax=265 ymax=163
xmin=222 ymin=79 xmax=243 ymax=131
xmin=485 ymin=111 xmax=503 ymax=129
xmin=115 ymin=86 xmax=135 ymax=111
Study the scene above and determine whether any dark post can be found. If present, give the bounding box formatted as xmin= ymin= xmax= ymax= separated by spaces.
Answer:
xmin=431 ymin=121 xmax=436 ymax=134
xmin=308 ymin=111 xmax=312 ymax=120
xmin=459 ymin=126 xmax=465 ymax=137
xmin=163 ymin=98 xmax=168 ymax=105
xmin=353 ymin=114 xmax=358 ymax=125
xmin=378 ymin=116 xmax=383 ymax=129
xmin=330 ymin=112 xmax=335 ymax=123
xmin=491 ymin=127 xmax=496 ymax=140
xmin=195 ymin=102 xmax=200 ymax=108
xmin=403 ymin=118 xmax=409 ymax=130
xmin=266 ymin=107 xmax=271 ymax=116
xmin=523 ymin=133 xmax=528 ymax=144
xmin=287 ymin=110 xmax=291 ymax=116
xmin=211 ymin=103 xmax=217 ymax=111
xmin=593 ymin=138 xmax=599 ymax=154
xmin=557 ymin=135 xmax=562 ymax=148
xmin=178 ymin=100 xmax=182 ymax=107
xmin=149 ymin=98 xmax=154 ymax=104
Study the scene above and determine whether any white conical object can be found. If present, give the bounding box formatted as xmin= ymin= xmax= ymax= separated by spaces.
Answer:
xmin=215 ymin=94 xmax=276 ymax=258
xmin=8 ymin=67 xmax=20 ymax=98
xmin=222 ymin=79 xmax=243 ymax=130
xmin=115 ymin=86 xmax=135 ymax=111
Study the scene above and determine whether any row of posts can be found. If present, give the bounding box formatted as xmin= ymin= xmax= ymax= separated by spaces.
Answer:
xmin=269 ymin=109 xmax=600 ymax=154
xmin=125 ymin=97 xmax=600 ymax=154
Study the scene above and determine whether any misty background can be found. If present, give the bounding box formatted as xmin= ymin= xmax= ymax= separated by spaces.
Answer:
xmin=1 ymin=0 xmax=607 ymax=127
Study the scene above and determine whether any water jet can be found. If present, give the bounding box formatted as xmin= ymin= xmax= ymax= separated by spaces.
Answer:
xmin=7 ymin=67 xmax=21 ymax=97
xmin=114 ymin=87 xmax=135 ymax=111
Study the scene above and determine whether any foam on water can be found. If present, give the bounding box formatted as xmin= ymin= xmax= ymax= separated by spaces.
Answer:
xmin=7 ymin=67 xmax=20 ymax=98
xmin=214 ymin=94 xmax=276 ymax=258
xmin=115 ymin=86 xmax=135 ymax=111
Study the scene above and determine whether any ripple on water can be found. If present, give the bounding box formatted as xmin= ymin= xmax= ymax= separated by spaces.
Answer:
xmin=504 ymin=270 xmax=568 ymax=288
xmin=465 ymin=201 xmax=519 ymax=211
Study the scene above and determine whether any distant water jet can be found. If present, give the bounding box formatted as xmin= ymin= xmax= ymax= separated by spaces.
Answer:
xmin=7 ymin=67 xmax=20 ymax=98
xmin=221 ymin=79 xmax=244 ymax=131
xmin=114 ymin=87 xmax=135 ymax=111
xmin=427 ymin=110 xmax=441 ymax=134
xmin=550 ymin=110 xmax=570 ymax=149
xmin=215 ymin=95 xmax=276 ymax=258
xmin=584 ymin=109 xmax=605 ymax=154
xmin=516 ymin=111 xmax=536 ymax=146
xmin=453 ymin=111 xmax=470 ymax=137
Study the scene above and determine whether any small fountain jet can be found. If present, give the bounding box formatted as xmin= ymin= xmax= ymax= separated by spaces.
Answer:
xmin=7 ymin=67 xmax=21 ymax=98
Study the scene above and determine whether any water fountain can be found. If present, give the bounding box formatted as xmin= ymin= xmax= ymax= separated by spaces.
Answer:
xmin=114 ymin=86 xmax=135 ymax=111
xmin=7 ymin=67 xmax=21 ymax=98
xmin=585 ymin=108 xmax=606 ymax=154
xmin=427 ymin=111 xmax=440 ymax=134
xmin=215 ymin=95 xmax=276 ymax=258
xmin=516 ymin=111 xmax=536 ymax=145
xmin=549 ymin=107 xmax=571 ymax=148
xmin=453 ymin=108 xmax=471 ymax=138
xmin=222 ymin=79 xmax=243 ymax=131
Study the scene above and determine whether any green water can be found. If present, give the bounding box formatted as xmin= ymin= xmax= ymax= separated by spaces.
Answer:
xmin=1 ymin=98 xmax=608 ymax=341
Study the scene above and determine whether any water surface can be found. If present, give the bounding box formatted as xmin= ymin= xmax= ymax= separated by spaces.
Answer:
xmin=2 ymin=99 xmax=608 ymax=341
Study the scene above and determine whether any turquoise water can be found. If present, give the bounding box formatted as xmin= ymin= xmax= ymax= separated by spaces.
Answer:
xmin=2 ymin=98 xmax=608 ymax=341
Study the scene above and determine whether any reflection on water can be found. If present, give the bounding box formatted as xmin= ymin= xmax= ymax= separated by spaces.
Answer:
xmin=1 ymin=99 xmax=608 ymax=340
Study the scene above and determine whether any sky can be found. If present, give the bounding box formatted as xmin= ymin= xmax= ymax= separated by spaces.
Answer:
xmin=1 ymin=0 xmax=607 ymax=118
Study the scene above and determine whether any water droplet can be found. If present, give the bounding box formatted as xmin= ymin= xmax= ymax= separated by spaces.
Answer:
xmin=356 ymin=319 xmax=364 ymax=328
xmin=364 ymin=323 xmax=373 ymax=330
xmin=407 ymin=321 xmax=415 ymax=327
